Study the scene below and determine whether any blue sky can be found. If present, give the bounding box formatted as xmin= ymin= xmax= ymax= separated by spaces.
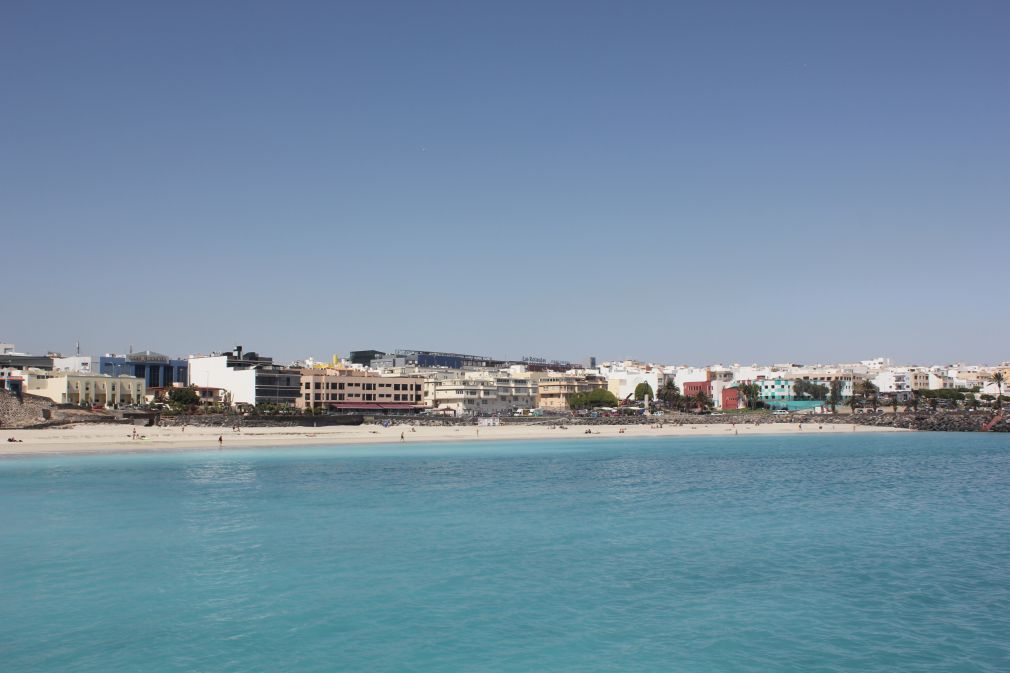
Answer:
xmin=2 ymin=1 xmax=1008 ymax=365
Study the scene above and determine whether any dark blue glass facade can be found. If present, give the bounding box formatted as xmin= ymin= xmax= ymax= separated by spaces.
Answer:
xmin=99 ymin=354 xmax=188 ymax=388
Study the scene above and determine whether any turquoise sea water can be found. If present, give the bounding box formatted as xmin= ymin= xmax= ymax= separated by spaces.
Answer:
xmin=2 ymin=433 xmax=1009 ymax=672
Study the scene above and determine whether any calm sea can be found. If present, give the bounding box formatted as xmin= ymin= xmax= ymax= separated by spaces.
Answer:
xmin=2 ymin=433 xmax=1009 ymax=672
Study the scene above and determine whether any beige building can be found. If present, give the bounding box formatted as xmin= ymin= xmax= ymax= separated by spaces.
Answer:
xmin=908 ymin=369 xmax=930 ymax=391
xmin=28 ymin=372 xmax=145 ymax=406
xmin=298 ymin=368 xmax=423 ymax=411
xmin=537 ymin=374 xmax=607 ymax=410
xmin=423 ymin=371 xmax=538 ymax=416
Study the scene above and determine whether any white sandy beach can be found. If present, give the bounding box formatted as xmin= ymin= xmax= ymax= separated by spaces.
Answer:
xmin=0 ymin=421 xmax=908 ymax=457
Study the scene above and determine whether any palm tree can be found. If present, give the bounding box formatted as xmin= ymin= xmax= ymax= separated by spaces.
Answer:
xmin=859 ymin=380 xmax=880 ymax=412
xmin=991 ymin=372 xmax=1005 ymax=412
xmin=828 ymin=380 xmax=842 ymax=413
xmin=737 ymin=382 xmax=760 ymax=410
xmin=848 ymin=390 xmax=861 ymax=413
xmin=658 ymin=381 xmax=681 ymax=408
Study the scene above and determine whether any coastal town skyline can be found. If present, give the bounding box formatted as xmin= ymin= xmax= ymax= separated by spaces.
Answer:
xmin=4 ymin=340 xmax=1007 ymax=417
xmin=4 ymin=335 xmax=1010 ymax=370
xmin=4 ymin=2 xmax=1009 ymax=366
xmin=4 ymin=336 xmax=1010 ymax=370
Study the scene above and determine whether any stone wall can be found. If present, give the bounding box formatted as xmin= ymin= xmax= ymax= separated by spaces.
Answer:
xmin=0 ymin=390 xmax=53 ymax=429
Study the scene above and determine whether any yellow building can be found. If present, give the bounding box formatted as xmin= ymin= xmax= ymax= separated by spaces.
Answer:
xmin=28 ymin=372 xmax=145 ymax=406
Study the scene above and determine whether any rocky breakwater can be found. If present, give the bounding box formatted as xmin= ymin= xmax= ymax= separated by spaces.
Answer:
xmin=834 ymin=410 xmax=1010 ymax=433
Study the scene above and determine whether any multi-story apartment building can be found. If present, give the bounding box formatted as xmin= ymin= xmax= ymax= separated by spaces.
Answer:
xmin=27 ymin=372 xmax=145 ymax=406
xmin=871 ymin=369 xmax=913 ymax=401
xmin=599 ymin=362 xmax=660 ymax=401
xmin=424 ymin=371 xmax=538 ymax=416
xmin=536 ymin=374 xmax=607 ymax=410
xmin=297 ymin=368 xmax=424 ymax=412
xmin=908 ymin=369 xmax=930 ymax=391
xmin=188 ymin=347 xmax=300 ymax=407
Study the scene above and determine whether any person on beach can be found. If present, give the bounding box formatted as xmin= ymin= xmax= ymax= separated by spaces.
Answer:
xmin=218 ymin=435 xmax=223 ymax=446
xmin=400 ymin=432 xmax=405 ymax=442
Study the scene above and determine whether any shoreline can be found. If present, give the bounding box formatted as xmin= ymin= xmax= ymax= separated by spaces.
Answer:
xmin=1 ymin=421 xmax=909 ymax=458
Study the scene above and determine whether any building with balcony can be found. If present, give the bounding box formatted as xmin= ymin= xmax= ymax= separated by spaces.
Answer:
xmin=297 ymin=368 xmax=424 ymax=412
xmin=536 ymin=374 xmax=607 ymax=410
xmin=27 ymin=372 xmax=145 ymax=406
xmin=423 ymin=371 xmax=538 ymax=416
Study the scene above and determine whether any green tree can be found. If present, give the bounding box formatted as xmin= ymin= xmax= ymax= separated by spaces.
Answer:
xmin=633 ymin=382 xmax=654 ymax=401
xmin=991 ymin=372 xmax=1005 ymax=412
xmin=793 ymin=380 xmax=828 ymax=401
xmin=857 ymin=380 xmax=879 ymax=411
xmin=569 ymin=388 xmax=620 ymax=410
xmin=827 ymin=380 xmax=842 ymax=413
xmin=736 ymin=382 xmax=761 ymax=409
xmin=848 ymin=389 xmax=861 ymax=412
xmin=658 ymin=381 xmax=680 ymax=405
xmin=168 ymin=386 xmax=200 ymax=407
xmin=693 ymin=391 xmax=713 ymax=410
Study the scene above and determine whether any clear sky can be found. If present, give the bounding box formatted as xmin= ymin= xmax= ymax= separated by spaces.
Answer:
xmin=2 ymin=1 xmax=1008 ymax=365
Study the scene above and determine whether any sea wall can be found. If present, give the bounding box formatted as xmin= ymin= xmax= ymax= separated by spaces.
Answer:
xmin=0 ymin=390 xmax=53 ymax=429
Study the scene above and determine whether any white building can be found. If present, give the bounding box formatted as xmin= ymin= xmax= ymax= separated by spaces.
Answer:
xmin=52 ymin=355 xmax=100 ymax=374
xmin=599 ymin=362 xmax=659 ymax=401
xmin=423 ymin=371 xmax=537 ymax=416
xmin=871 ymin=369 xmax=913 ymax=401
xmin=188 ymin=355 xmax=257 ymax=406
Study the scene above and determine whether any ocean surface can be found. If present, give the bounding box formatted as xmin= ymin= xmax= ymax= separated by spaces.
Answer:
xmin=2 ymin=433 xmax=1009 ymax=673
